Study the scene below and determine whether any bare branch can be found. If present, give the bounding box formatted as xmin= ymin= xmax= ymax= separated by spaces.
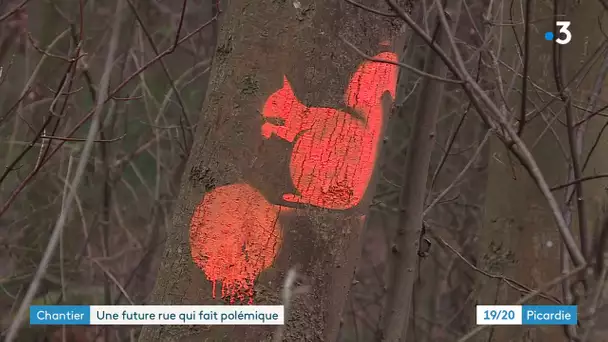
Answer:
xmin=343 ymin=0 xmax=398 ymax=17
xmin=341 ymin=36 xmax=463 ymax=84
xmin=457 ymin=264 xmax=588 ymax=342
xmin=3 ymin=0 xmax=125 ymax=338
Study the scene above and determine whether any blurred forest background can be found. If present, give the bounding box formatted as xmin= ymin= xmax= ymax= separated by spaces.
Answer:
xmin=1 ymin=0 xmax=215 ymax=340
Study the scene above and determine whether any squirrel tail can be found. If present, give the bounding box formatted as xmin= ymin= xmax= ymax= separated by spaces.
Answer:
xmin=344 ymin=52 xmax=398 ymax=112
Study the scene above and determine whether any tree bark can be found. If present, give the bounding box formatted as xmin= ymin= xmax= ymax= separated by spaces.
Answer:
xmin=380 ymin=1 xmax=462 ymax=340
xmin=139 ymin=0 xmax=403 ymax=341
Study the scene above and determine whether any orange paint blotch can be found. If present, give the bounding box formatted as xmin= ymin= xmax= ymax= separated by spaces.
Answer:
xmin=189 ymin=183 xmax=284 ymax=304
xmin=261 ymin=53 xmax=398 ymax=210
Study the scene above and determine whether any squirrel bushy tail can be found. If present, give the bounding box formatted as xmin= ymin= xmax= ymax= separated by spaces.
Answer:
xmin=344 ymin=52 xmax=398 ymax=127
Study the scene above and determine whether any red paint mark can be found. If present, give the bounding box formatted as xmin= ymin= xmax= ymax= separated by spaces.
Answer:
xmin=189 ymin=183 xmax=285 ymax=303
xmin=261 ymin=52 xmax=398 ymax=209
xmin=190 ymin=52 xmax=397 ymax=302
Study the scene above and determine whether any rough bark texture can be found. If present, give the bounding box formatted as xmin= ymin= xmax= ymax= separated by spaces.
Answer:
xmin=139 ymin=0 xmax=403 ymax=341
xmin=381 ymin=1 xmax=464 ymax=338
xmin=338 ymin=22 xmax=415 ymax=342
xmin=411 ymin=0 xmax=490 ymax=339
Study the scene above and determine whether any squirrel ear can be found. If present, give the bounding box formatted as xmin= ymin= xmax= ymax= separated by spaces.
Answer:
xmin=282 ymin=76 xmax=294 ymax=94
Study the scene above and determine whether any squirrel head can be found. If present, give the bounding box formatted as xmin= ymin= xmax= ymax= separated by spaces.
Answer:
xmin=262 ymin=76 xmax=300 ymax=121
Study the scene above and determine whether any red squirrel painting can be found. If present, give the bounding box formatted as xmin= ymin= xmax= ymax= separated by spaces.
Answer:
xmin=261 ymin=52 xmax=398 ymax=209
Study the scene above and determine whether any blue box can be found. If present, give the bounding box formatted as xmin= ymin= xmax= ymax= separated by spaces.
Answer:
xmin=522 ymin=305 xmax=577 ymax=325
xmin=30 ymin=305 xmax=90 ymax=325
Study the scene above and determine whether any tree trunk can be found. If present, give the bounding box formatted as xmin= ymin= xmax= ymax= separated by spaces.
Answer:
xmin=139 ymin=0 xmax=403 ymax=341
xmin=381 ymin=0 xmax=464 ymax=340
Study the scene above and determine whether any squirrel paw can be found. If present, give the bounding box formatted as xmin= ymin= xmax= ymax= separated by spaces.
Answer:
xmin=261 ymin=123 xmax=274 ymax=139
xmin=283 ymin=193 xmax=303 ymax=203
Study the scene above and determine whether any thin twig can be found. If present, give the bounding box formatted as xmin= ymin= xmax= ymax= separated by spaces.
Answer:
xmin=0 ymin=12 xmax=218 ymax=218
xmin=431 ymin=231 xmax=562 ymax=304
xmin=341 ymin=36 xmax=463 ymax=84
xmin=516 ymin=0 xmax=532 ymax=135
xmin=564 ymin=97 xmax=591 ymax=260
xmin=0 ymin=0 xmax=31 ymax=23
xmin=343 ymin=0 xmax=398 ymax=17
xmin=92 ymin=259 xmax=135 ymax=305
xmin=40 ymin=133 xmax=126 ymax=142
xmin=579 ymin=266 xmax=607 ymax=342
xmin=125 ymin=0 xmax=194 ymax=149
xmin=457 ymin=264 xmax=587 ymax=342
xmin=424 ymin=130 xmax=491 ymax=215
xmin=3 ymin=0 xmax=125 ymax=339
xmin=386 ymin=0 xmax=585 ymax=266
xmin=552 ymin=174 xmax=608 ymax=191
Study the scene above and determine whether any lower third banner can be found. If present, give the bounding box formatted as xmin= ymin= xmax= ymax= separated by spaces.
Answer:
xmin=30 ymin=305 xmax=284 ymax=325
